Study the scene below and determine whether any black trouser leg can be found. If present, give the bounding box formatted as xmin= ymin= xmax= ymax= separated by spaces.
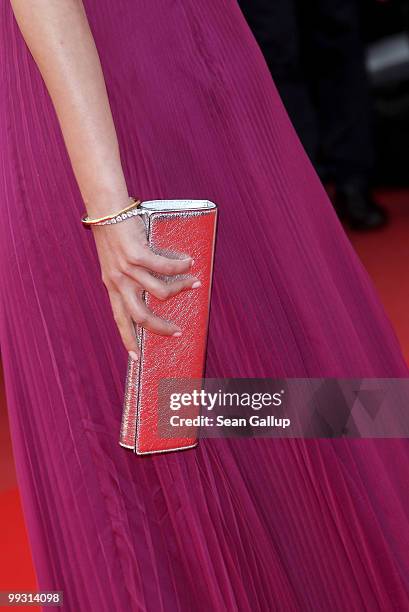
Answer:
xmin=239 ymin=0 xmax=319 ymax=163
xmin=298 ymin=0 xmax=375 ymax=189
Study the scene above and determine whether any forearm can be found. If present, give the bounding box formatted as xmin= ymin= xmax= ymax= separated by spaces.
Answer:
xmin=10 ymin=0 xmax=128 ymax=216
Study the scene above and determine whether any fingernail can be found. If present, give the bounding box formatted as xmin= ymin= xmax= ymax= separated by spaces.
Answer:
xmin=172 ymin=331 xmax=182 ymax=337
xmin=191 ymin=259 xmax=195 ymax=266
xmin=191 ymin=280 xmax=201 ymax=288
xmin=129 ymin=351 xmax=139 ymax=361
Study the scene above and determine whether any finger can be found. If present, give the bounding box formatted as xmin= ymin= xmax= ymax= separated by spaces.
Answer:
xmin=109 ymin=292 xmax=140 ymax=355
xmin=122 ymin=289 xmax=182 ymax=337
xmin=134 ymin=246 xmax=194 ymax=277
xmin=126 ymin=267 xmax=201 ymax=300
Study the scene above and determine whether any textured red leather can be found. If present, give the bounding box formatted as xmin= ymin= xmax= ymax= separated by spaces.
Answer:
xmin=119 ymin=200 xmax=217 ymax=455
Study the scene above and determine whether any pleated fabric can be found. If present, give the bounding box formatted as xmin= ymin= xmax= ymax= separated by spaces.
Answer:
xmin=1 ymin=1 xmax=409 ymax=610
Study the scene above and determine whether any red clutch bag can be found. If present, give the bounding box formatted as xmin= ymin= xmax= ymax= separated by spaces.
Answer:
xmin=119 ymin=199 xmax=218 ymax=455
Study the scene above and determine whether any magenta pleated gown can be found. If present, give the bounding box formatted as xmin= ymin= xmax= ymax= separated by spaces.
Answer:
xmin=1 ymin=1 xmax=409 ymax=610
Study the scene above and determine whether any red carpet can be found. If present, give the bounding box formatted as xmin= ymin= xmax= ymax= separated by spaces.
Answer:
xmin=0 ymin=188 xmax=408 ymax=609
xmin=0 ymin=489 xmax=38 ymax=611
xmin=0 ymin=365 xmax=38 ymax=611
xmin=346 ymin=189 xmax=409 ymax=363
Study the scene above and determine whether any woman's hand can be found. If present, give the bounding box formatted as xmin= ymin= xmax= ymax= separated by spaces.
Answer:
xmin=92 ymin=216 xmax=200 ymax=359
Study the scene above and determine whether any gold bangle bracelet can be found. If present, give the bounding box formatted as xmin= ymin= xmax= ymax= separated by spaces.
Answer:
xmin=81 ymin=197 xmax=141 ymax=227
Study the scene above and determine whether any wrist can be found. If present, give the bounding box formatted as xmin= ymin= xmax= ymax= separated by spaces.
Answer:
xmin=83 ymin=186 xmax=131 ymax=218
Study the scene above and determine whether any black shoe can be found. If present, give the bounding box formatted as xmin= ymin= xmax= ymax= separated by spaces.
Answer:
xmin=334 ymin=186 xmax=388 ymax=230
